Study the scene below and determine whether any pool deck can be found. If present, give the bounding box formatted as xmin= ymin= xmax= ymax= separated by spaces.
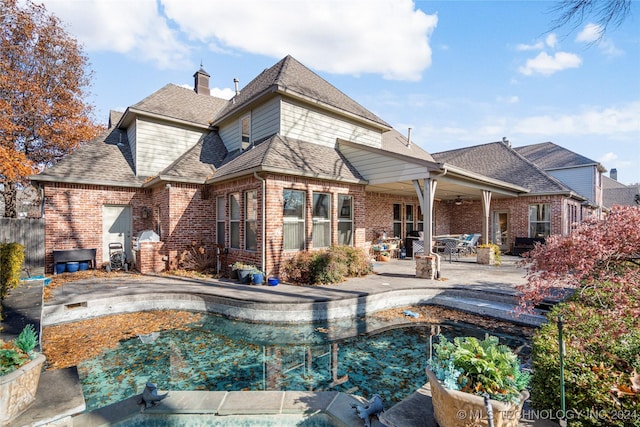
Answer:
xmin=3 ymin=254 xmax=559 ymax=426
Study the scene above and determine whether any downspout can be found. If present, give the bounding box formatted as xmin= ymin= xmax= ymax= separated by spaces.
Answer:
xmin=254 ymin=172 xmax=266 ymax=274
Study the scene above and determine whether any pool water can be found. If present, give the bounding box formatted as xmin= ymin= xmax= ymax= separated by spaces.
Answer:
xmin=78 ymin=313 xmax=529 ymax=411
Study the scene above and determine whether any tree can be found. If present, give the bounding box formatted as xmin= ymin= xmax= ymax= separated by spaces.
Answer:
xmin=517 ymin=205 xmax=640 ymax=312
xmin=548 ymin=0 xmax=633 ymax=39
xmin=0 ymin=0 xmax=103 ymax=217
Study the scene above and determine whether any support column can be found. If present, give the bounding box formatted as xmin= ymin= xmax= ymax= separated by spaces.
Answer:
xmin=482 ymin=190 xmax=492 ymax=245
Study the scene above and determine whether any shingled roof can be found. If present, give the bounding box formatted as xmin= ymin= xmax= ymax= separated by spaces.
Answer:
xmin=514 ymin=141 xmax=603 ymax=171
xmin=126 ymin=83 xmax=228 ymax=126
xmin=213 ymin=55 xmax=390 ymax=129
xmin=432 ymin=141 xmax=572 ymax=194
xmin=31 ymin=123 xmax=145 ymax=187
xmin=209 ymin=134 xmax=364 ymax=183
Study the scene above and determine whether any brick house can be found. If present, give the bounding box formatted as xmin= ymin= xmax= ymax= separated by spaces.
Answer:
xmin=31 ymin=55 xmax=601 ymax=275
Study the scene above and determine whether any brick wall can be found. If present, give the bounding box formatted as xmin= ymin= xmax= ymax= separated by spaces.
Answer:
xmin=210 ymin=174 xmax=366 ymax=277
xmin=43 ymin=183 xmax=152 ymax=272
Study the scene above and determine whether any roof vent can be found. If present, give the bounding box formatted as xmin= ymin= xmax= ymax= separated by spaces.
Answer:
xmin=502 ymin=137 xmax=510 ymax=147
xmin=407 ymin=127 xmax=412 ymax=148
xmin=610 ymin=168 xmax=618 ymax=181
xmin=234 ymin=78 xmax=240 ymax=96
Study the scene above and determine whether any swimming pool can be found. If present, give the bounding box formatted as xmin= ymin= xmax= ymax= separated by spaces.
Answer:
xmin=78 ymin=312 xmax=530 ymax=412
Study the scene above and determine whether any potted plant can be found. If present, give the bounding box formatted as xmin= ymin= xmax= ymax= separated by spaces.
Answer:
xmin=250 ymin=268 xmax=265 ymax=285
xmin=0 ymin=325 xmax=46 ymax=425
xmin=427 ymin=335 xmax=530 ymax=427
xmin=232 ymin=262 xmax=255 ymax=284
xmin=476 ymin=242 xmax=501 ymax=265
xmin=377 ymin=251 xmax=391 ymax=262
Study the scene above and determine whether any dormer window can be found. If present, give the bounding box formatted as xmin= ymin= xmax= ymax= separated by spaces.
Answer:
xmin=241 ymin=114 xmax=250 ymax=150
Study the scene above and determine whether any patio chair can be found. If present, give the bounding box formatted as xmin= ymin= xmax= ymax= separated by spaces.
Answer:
xmin=442 ymin=238 xmax=466 ymax=263
xmin=460 ymin=233 xmax=481 ymax=254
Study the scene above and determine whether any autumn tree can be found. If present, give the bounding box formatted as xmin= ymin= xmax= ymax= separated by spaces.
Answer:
xmin=517 ymin=205 xmax=640 ymax=312
xmin=0 ymin=0 xmax=103 ymax=217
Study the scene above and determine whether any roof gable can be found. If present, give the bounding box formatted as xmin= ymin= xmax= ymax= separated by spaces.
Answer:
xmin=432 ymin=141 xmax=571 ymax=194
xmin=515 ymin=141 xmax=601 ymax=170
xmin=31 ymin=126 xmax=145 ymax=186
xmin=126 ymin=84 xmax=228 ymax=126
xmin=210 ymin=134 xmax=364 ymax=183
xmin=213 ymin=55 xmax=390 ymax=129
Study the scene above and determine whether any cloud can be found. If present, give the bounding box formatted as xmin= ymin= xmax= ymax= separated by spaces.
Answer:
xmin=518 ymin=51 xmax=582 ymax=76
xmin=496 ymin=96 xmax=519 ymax=104
xmin=516 ymin=41 xmax=544 ymax=51
xmin=576 ymin=23 xmax=603 ymax=43
xmin=160 ymin=0 xmax=437 ymax=81
xmin=43 ymin=0 xmax=190 ymax=69
xmin=512 ymin=102 xmax=640 ymax=136
xmin=545 ymin=34 xmax=558 ymax=49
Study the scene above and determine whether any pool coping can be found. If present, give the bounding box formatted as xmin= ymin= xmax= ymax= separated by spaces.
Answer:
xmin=42 ymin=285 xmax=546 ymax=328
xmin=71 ymin=390 xmax=385 ymax=427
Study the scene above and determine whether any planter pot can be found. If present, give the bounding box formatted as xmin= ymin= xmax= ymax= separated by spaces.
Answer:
xmin=0 ymin=354 xmax=46 ymax=425
xmin=66 ymin=261 xmax=80 ymax=273
xmin=55 ymin=263 xmax=66 ymax=274
xmin=237 ymin=268 xmax=252 ymax=284
xmin=267 ymin=277 xmax=280 ymax=286
xmin=477 ymin=247 xmax=496 ymax=265
xmin=377 ymin=254 xmax=390 ymax=262
xmin=426 ymin=368 xmax=528 ymax=427
xmin=252 ymin=273 xmax=264 ymax=285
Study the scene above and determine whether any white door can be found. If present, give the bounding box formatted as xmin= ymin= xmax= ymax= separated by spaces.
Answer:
xmin=102 ymin=205 xmax=132 ymax=263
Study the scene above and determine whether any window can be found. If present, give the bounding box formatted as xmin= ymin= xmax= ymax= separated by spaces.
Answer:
xmin=245 ymin=190 xmax=258 ymax=251
xmin=529 ymin=204 xmax=550 ymax=238
xmin=216 ymin=196 xmax=225 ymax=246
xmin=337 ymin=194 xmax=353 ymax=245
xmin=241 ymin=114 xmax=250 ymax=150
xmin=312 ymin=193 xmax=331 ymax=248
xmin=393 ymin=204 xmax=402 ymax=238
xmin=283 ymin=190 xmax=305 ymax=250
xmin=568 ymin=204 xmax=578 ymax=232
xmin=229 ymin=193 xmax=240 ymax=248
xmin=405 ymin=204 xmax=414 ymax=234
xmin=417 ymin=205 xmax=424 ymax=232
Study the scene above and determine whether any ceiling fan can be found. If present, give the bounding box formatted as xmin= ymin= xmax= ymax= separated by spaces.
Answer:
xmin=453 ymin=196 xmax=473 ymax=205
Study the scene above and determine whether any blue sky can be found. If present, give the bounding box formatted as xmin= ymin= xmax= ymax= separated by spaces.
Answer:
xmin=42 ymin=0 xmax=640 ymax=184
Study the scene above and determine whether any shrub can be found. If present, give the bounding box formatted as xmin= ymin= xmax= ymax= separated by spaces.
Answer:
xmin=177 ymin=241 xmax=216 ymax=272
xmin=0 ymin=242 xmax=25 ymax=319
xmin=0 ymin=325 xmax=37 ymax=375
xmin=281 ymin=246 xmax=372 ymax=285
xmin=428 ymin=334 xmax=530 ymax=404
xmin=530 ymin=283 xmax=640 ymax=427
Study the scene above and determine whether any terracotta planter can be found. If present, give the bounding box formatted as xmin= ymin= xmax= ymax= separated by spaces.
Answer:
xmin=377 ymin=254 xmax=390 ymax=262
xmin=0 ymin=353 xmax=46 ymax=425
xmin=426 ymin=368 xmax=528 ymax=427
xmin=476 ymin=247 xmax=496 ymax=265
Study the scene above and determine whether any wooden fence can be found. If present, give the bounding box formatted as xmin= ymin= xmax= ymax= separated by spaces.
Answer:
xmin=0 ymin=218 xmax=45 ymax=270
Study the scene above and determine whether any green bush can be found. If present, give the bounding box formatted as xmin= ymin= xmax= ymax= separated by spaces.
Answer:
xmin=0 ymin=242 xmax=25 ymax=302
xmin=429 ymin=334 xmax=530 ymax=404
xmin=281 ymin=246 xmax=372 ymax=285
xmin=531 ymin=282 xmax=640 ymax=427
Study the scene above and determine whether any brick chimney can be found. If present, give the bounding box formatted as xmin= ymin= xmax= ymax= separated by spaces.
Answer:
xmin=193 ymin=65 xmax=210 ymax=96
